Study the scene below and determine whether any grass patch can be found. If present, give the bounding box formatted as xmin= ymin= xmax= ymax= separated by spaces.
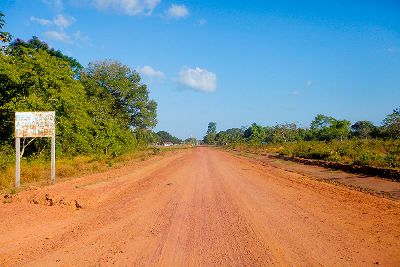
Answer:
xmin=0 ymin=145 xmax=191 ymax=193
xmin=224 ymin=139 xmax=400 ymax=170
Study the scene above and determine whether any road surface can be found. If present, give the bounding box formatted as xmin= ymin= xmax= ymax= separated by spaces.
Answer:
xmin=1 ymin=147 xmax=399 ymax=266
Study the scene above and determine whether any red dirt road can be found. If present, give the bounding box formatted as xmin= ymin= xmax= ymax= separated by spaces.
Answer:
xmin=1 ymin=147 xmax=400 ymax=266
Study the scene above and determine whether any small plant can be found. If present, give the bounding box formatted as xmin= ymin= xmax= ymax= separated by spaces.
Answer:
xmin=152 ymin=147 xmax=161 ymax=155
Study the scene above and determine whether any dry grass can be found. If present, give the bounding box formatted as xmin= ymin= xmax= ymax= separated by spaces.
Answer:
xmin=0 ymin=146 xmax=191 ymax=193
xmin=225 ymin=140 xmax=400 ymax=170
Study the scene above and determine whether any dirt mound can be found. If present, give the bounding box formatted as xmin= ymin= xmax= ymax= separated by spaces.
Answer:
xmin=3 ymin=187 xmax=82 ymax=209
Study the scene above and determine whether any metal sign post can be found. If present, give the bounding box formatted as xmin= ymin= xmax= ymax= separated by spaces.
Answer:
xmin=15 ymin=137 xmax=20 ymax=187
xmin=14 ymin=111 xmax=55 ymax=187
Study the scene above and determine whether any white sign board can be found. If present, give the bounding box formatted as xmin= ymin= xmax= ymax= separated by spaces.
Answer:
xmin=14 ymin=111 xmax=56 ymax=187
xmin=15 ymin=112 xmax=55 ymax=138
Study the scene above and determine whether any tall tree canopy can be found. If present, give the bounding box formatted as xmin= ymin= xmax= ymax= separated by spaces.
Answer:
xmin=0 ymin=12 xmax=12 ymax=50
xmin=156 ymin=131 xmax=182 ymax=144
xmin=0 ymin=46 xmax=93 ymax=155
xmin=0 ymin=30 xmax=157 ymax=157
xmin=204 ymin=122 xmax=217 ymax=144
xmin=351 ymin=121 xmax=376 ymax=139
xmin=8 ymin=36 xmax=82 ymax=75
xmin=81 ymin=61 xmax=157 ymax=131
xmin=383 ymin=108 xmax=400 ymax=139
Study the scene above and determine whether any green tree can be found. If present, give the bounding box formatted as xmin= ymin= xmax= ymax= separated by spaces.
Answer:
xmin=81 ymin=61 xmax=157 ymax=131
xmin=270 ymin=123 xmax=301 ymax=143
xmin=331 ymin=120 xmax=351 ymax=141
xmin=204 ymin=122 xmax=217 ymax=144
xmin=0 ymin=12 xmax=12 ymax=51
xmin=310 ymin=114 xmax=350 ymax=141
xmin=156 ymin=131 xmax=182 ymax=144
xmin=0 ymin=46 xmax=93 ymax=155
xmin=351 ymin=121 xmax=376 ymax=139
xmin=383 ymin=108 xmax=400 ymax=139
xmin=225 ymin=128 xmax=245 ymax=144
xmin=8 ymin=36 xmax=83 ymax=75
xmin=244 ymin=123 xmax=266 ymax=144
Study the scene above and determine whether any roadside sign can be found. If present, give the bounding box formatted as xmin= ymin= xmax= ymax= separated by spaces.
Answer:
xmin=14 ymin=112 xmax=56 ymax=187
xmin=15 ymin=112 xmax=55 ymax=138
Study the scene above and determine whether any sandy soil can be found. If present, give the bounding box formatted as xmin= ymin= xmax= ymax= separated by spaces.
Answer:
xmin=1 ymin=147 xmax=399 ymax=266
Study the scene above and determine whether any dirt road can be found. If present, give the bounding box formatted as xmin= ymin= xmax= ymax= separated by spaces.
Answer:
xmin=1 ymin=147 xmax=400 ymax=266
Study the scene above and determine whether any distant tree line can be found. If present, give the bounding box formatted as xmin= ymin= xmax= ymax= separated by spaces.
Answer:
xmin=203 ymin=108 xmax=400 ymax=146
xmin=0 ymin=12 xmax=157 ymax=158
xmin=154 ymin=131 xmax=182 ymax=144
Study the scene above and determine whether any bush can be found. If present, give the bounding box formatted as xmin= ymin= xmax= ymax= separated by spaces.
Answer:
xmin=279 ymin=139 xmax=400 ymax=169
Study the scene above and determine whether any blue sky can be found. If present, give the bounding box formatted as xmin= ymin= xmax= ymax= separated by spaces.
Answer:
xmin=1 ymin=0 xmax=400 ymax=139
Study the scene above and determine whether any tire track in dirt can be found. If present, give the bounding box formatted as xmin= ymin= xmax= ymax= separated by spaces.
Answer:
xmin=1 ymin=147 xmax=399 ymax=266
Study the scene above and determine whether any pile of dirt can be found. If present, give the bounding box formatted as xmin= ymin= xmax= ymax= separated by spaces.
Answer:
xmin=3 ymin=186 xmax=83 ymax=209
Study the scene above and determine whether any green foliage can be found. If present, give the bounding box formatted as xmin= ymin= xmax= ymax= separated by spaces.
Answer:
xmin=216 ymin=128 xmax=245 ymax=145
xmin=204 ymin=122 xmax=217 ymax=144
xmin=270 ymin=123 xmax=302 ymax=143
xmin=185 ymin=137 xmax=198 ymax=145
xmin=0 ymin=12 xmax=12 ymax=50
xmin=81 ymin=60 xmax=157 ymax=131
xmin=244 ymin=123 xmax=266 ymax=144
xmin=8 ymin=36 xmax=82 ymax=75
xmin=156 ymin=131 xmax=182 ymax=144
xmin=280 ymin=139 xmax=400 ymax=169
xmin=351 ymin=121 xmax=377 ymax=139
xmin=383 ymin=107 xmax=400 ymax=139
xmin=0 ymin=144 xmax=14 ymax=172
xmin=310 ymin=114 xmax=350 ymax=141
xmin=0 ymin=33 xmax=158 ymax=162
xmin=0 ymin=47 xmax=93 ymax=155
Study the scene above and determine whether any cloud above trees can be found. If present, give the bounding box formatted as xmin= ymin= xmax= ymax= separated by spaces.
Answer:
xmin=178 ymin=67 xmax=217 ymax=92
xmin=137 ymin=65 xmax=164 ymax=78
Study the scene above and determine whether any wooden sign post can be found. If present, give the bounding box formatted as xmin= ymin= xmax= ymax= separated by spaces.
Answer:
xmin=15 ymin=112 xmax=55 ymax=187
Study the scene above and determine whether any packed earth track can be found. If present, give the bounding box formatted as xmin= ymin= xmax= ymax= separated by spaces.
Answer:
xmin=1 ymin=147 xmax=400 ymax=266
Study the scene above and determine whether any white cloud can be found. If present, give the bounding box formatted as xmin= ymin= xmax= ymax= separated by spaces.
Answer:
xmin=30 ymin=14 xmax=75 ymax=29
xmin=44 ymin=30 xmax=91 ymax=45
xmin=92 ymin=0 xmax=161 ymax=15
xmin=44 ymin=31 xmax=71 ymax=43
xmin=178 ymin=67 xmax=217 ymax=92
xmin=167 ymin=4 xmax=189 ymax=18
xmin=306 ymin=80 xmax=313 ymax=87
xmin=137 ymin=65 xmax=164 ymax=78
xmin=30 ymin=16 xmax=53 ymax=26
xmin=54 ymin=14 xmax=75 ymax=28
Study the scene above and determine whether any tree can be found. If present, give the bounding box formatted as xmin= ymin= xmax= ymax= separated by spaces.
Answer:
xmin=310 ymin=114 xmax=334 ymax=130
xmin=0 ymin=46 xmax=94 ymax=155
xmin=225 ymin=128 xmax=245 ymax=144
xmin=8 ymin=36 xmax=82 ymax=75
xmin=270 ymin=123 xmax=301 ymax=143
xmin=351 ymin=121 xmax=376 ymax=139
xmin=156 ymin=131 xmax=182 ymax=144
xmin=0 ymin=12 xmax=12 ymax=51
xmin=331 ymin=119 xmax=351 ymax=141
xmin=244 ymin=123 xmax=266 ymax=144
xmin=383 ymin=108 xmax=400 ymax=139
xmin=185 ymin=137 xmax=198 ymax=146
xmin=204 ymin=122 xmax=217 ymax=144
xmin=310 ymin=114 xmax=350 ymax=141
xmin=81 ymin=61 xmax=157 ymax=131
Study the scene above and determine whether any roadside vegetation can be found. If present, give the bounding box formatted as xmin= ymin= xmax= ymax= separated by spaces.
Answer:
xmin=203 ymin=109 xmax=400 ymax=170
xmin=0 ymin=12 xmax=169 ymax=190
